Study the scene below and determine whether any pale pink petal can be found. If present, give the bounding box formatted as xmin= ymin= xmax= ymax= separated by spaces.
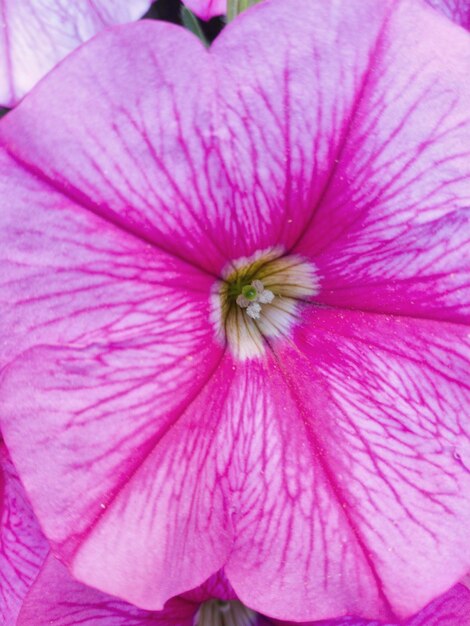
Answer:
xmin=0 ymin=348 xmax=236 ymax=609
xmin=0 ymin=0 xmax=150 ymax=107
xmin=314 ymin=584 xmax=470 ymax=625
xmin=289 ymin=1 xmax=470 ymax=323
xmin=426 ymin=0 xmax=470 ymax=28
xmin=17 ymin=555 xmax=196 ymax=626
xmin=0 ymin=146 xmax=219 ymax=368
xmin=0 ymin=444 xmax=48 ymax=625
xmin=183 ymin=0 xmax=225 ymax=20
xmin=0 ymin=144 xmax=226 ymax=606
xmin=0 ymin=1 xmax=402 ymax=273
xmin=260 ymin=309 xmax=470 ymax=620
xmin=217 ymin=357 xmax=392 ymax=621
xmin=210 ymin=0 xmax=403 ymax=262
xmin=0 ymin=23 xmax=228 ymax=273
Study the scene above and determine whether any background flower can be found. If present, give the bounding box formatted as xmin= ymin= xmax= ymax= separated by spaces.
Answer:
xmin=0 ymin=0 xmax=151 ymax=107
xmin=182 ymin=0 xmax=226 ymax=20
xmin=1 ymin=0 xmax=470 ymax=622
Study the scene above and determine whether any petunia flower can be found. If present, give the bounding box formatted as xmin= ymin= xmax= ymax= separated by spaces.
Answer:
xmin=183 ymin=0 xmax=226 ymax=20
xmin=1 ymin=0 xmax=470 ymax=622
xmin=0 ymin=0 xmax=151 ymax=108
xmin=426 ymin=0 xmax=470 ymax=27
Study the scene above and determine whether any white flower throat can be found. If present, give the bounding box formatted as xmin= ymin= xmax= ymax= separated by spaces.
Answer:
xmin=211 ymin=248 xmax=319 ymax=360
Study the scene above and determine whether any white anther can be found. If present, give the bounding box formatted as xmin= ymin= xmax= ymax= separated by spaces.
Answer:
xmin=246 ymin=302 xmax=262 ymax=319
xmin=251 ymin=279 xmax=264 ymax=293
xmin=236 ymin=294 xmax=251 ymax=308
xmin=258 ymin=289 xmax=274 ymax=304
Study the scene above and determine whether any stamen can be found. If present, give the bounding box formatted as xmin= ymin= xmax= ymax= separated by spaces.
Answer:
xmin=246 ymin=302 xmax=262 ymax=319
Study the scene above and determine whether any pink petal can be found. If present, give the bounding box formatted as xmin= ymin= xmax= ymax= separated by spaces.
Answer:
xmin=0 ymin=1 xmax=404 ymax=273
xmin=264 ymin=308 xmax=470 ymax=619
xmin=181 ymin=570 xmax=237 ymax=603
xmin=183 ymin=0 xmax=226 ymax=20
xmin=0 ymin=23 xmax=228 ymax=274
xmin=0 ymin=444 xmax=48 ymax=625
xmin=211 ymin=0 xmax=404 ymax=262
xmin=17 ymin=555 xmax=196 ymax=626
xmin=0 ymin=146 xmax=219 ymax=368
xmin=0 ymin=348 xmax=235 ymax=609
xmin=0 ymin=0 xmax=151 ymax=108
xmin=288 ymin=1 xmax=470 ymax=323
xmin=426 ymin=0 xmax=470 ymax=28
xmin=314 ymin=584 xmax=470 ymax=625
xmin=0 ymin=143 xmax=226 ymax=608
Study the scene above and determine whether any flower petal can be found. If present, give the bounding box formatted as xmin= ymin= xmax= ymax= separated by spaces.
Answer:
xmin=0 ymin=1 xmax=403 ymax=272
xmin=183 ymin=0 xmax=226 ymax=21
xmin=210 ymin=0 xmax=399 ymax=259
xmin=426 ymin=0 xmax=470 ymax=28
xmin=268 ymin=308 xmax=470 ymax=619
xmin=0 ymin=147 xmax=219 ymax=368
xmin=0 ymin=0 xmax=150 ymax=107
xmin=314 ymin=584 xmax=470 ymax=625
xmin=291 ymin=1 xmax=470 ymax=322
xmin=0 ymin=346 xmax=235 ymax=609
xmin=0 ymin=22 xmax=228 ymax=273
xmin=0 ymin=145 xmax=227 ymax=608
xmin=17 ymin=555 xmax=196 ymax=626
xmin=219 ymin=357 xmax=392 ymax=621
xmin=0 ymin=444 xmax=48 ymax=625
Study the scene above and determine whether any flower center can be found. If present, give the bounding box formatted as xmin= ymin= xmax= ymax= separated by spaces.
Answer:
xmin=211 ymin=248 xmax=319 ymax=360
xmin=194 ymin=600 xmax=257 ymax=626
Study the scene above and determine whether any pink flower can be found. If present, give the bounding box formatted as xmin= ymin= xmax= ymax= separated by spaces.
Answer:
xmin=0 ymin=0 xmax=151 ymax=107
xmin=426 ymin=0 xmax=470 ymax=27
xmin=1 ymin=0 xmax=470 ymax=621
xmin=183 ymin=0 xmax=226 ymax=20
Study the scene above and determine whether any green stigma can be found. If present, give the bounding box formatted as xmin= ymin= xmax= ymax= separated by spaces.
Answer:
xmin=242 ymin=284 xmax=258 ymax=301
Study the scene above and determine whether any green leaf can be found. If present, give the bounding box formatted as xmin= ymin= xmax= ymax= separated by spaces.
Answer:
xmin=181 ymin=6 xmax=209 ymax=47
